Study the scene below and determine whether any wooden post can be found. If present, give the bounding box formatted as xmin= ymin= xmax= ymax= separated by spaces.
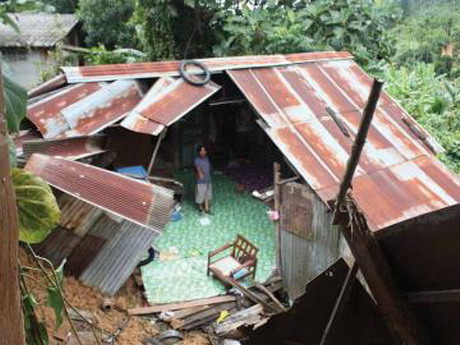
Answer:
xmin=0 ymin=66 xmax=26 ymax=344
xmin=273 ymin=162 xmax=282 ymax=273
xmin=146 ymin=128 xmax=167 ymax=179
xmin=333 ymin=79 xmax=430 ymax=345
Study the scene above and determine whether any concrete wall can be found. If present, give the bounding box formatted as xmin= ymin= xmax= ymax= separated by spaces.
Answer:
xmin=2 ymin=49 xmax=49 ymax=90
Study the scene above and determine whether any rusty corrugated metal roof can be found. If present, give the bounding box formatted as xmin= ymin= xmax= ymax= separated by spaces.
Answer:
xmin=27 ymin=82 xmax=105 ymax=138
xmin=227 ymin=60 xmax=460 ymax=232
xmin=121 ymin=77 xmax=174 ymax=135
xmin=61 ymin=79 xmax=143 ymax=137
xmin=22 ymin=135 xmax=106 ymax=160
xmin=61 ymin=51 xmax=353 ymax=83
xmin=121 ymin=77 xmax=220 ymax=135
xmin=25 ymin=153 xmax=175 ymax=232
xmin=28 ymin=73 xmax=67 ymax=98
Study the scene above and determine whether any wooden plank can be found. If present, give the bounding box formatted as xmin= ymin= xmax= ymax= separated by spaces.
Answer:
xmin=214 ymin=304 xmax=264 ymax=336
xmin=274 ymin=162 xmax=282 ymax=271
xmin=226 ymin=279 xmax=278 ymax=313
xmin=178 ymin=302 xmax=236 ymax=330
xmin=128 ymin=295 xmax=236 ymax=315
xmin=170 ymin=305 xmax=210 ymax=320
xmin=254 ymin=283 xmax=287 ymax=312
xmin=280 ymin=183 xmax=313 ymax=239
xmin=409 ymin=289 xmax=460 ymax=304
xmin=0 ymin=65 xmax=26 ymax=345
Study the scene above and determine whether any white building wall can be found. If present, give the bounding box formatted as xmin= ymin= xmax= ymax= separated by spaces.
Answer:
xmin=2 ymin=49 xmax=48 ymax=90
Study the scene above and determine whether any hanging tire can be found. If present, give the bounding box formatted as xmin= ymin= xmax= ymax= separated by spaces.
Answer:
xmin=179 ymin=59 xmax=211 ymax=86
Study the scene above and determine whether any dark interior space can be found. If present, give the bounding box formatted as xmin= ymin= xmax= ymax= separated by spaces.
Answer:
xmin=246 ymin=259 xmax=396 ymax=345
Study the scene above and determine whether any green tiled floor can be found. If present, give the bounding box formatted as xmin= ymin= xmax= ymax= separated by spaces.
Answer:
xmin=141 ymin=170 xmax=276 ymax=304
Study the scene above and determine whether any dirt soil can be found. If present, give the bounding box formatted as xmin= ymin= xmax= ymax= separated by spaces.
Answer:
xmin=19 ymin=248 xmax=210 ymax=345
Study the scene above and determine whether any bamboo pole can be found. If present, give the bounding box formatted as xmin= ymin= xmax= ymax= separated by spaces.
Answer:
xmin=332 ymin=79 xmax=430 ymax=345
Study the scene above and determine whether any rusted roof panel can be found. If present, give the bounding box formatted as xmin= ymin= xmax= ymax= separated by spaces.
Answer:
xmin=22 ymin=135 xmax=106 ymax=161
xmin=61 ymin=79 xmax=143 ymax=137
xmin=317 ymin=59 xmax=443 ymax=154
xmin=25 ymin=154 xmax=175 ymax=232
xmin=285 ymin=51 xmax=353 ymax=63
xmin=28 ymin=73 xmax=67 ymax=98
xmin=228 ymin=63 xmax=460 ymax=232
xmin=121 ymin=77 xmax=174 ymax=135
xmin=13 ymin=130 xmax=42 ymax=156
xmin=62 ymin=51 xmax=352 ymax=83
xmin=122 ymin=78 xmax=220 ymax=135
xmin=27 ymin=82 xmax=105 ymax=138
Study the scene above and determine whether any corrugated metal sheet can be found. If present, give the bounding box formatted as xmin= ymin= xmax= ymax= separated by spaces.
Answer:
xmin=28 ymin=73 xmax=67 ymax=98
xmin=62 ymin=51 xmax=352 ymax=83
xmin=22 ymin=135 xmax=106 ymax=161
xmin=36 ymin=193 xmax=161 ymax=295
xmin=121 ymin=77 xmax=175 ymax=135
xmin=13 ymin=130 xmax=42 ymax=156
xmin=80 ymin=221 xmax=159 ymax=295
xmin=228 ymin=61 xmax=460 ymax=232
xmin=66 ymin=213 xmax=118 ymax=277
xmin=34 ymin=194 xmax=103 ymax=266
xmin=61 ymin=79 xmax=143 ymax=137
xmin=280 ymin=182 xmax=342 ymax=300
xmin=121 ymin=77 xmax=220 ymax=135
xmin=25 ymin=154 xmax=175 ymax=232
xmin=27 ymin=82 xmax=105 ymax=138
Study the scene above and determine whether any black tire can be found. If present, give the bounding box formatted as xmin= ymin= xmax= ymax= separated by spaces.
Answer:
xmin=179 ymin=59 xmax=211 ymax=86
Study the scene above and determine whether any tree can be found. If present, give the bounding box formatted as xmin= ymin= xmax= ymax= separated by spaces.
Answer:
xmin=131 ymin=0 xmax=222 ymax=60
xmin=0 ymin=64 xmax=25 ymax=345
xmin=214 ymin=0 xmax=401 ymax=67
xmin=78 ymin=0 xmax=137 ymax=49
xmin=42 ymin=0 xmax=78 ymax=13
xmin=392 ymin=2 xmax=460 ymax=76
xmin=385 ymin=63 xmax=460 ymax=172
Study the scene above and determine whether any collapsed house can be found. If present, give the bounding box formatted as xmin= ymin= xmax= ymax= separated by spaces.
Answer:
xmin=16 ymin=51 xmax=460 ymax=343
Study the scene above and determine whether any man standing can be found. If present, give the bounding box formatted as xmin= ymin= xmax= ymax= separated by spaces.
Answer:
xmin=194 ymin=145 xmax=212 ymax=214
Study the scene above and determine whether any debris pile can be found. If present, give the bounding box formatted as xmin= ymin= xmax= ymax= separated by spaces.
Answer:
xmin=128 ymin=276 xmax=284 ymax=342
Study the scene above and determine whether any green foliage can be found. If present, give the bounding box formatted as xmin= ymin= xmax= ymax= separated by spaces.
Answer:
xmin=131 ymin=0 xmax=222 ymax=60
xmin=392 ymin=2 xmax=460 ymax=74
xmin=3 ymin=74 xmax=27 ymax=133
xmin=384 ymin=63 xmax=460 ymax=172
xmin=12 ymin=168 xmax=61 ymax=244
xmin=22 ymin=292 xmax=49 ymax=345
xmin=131 ymin=0 xmax=179 ymax=60
xmin=86 ymin=46 xmax=146 ymax=65
xmin=42 ymin=0 xmax=78 ymax=13
xmin=46 ymin=260 xmax=65 ymax=328
xmin=214 ymin=0 xmax=401 ymax=66
xmin=78 ymin=0 xmax=137 ymax=49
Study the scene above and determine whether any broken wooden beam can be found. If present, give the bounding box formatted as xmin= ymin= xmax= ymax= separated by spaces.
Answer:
xmin=409 ymin=289 xmax=460 ymax=304
xmin=128 ymin=295 xmax=236 ymax=315
xmin=178 ymin=302 xmax=237 ymax=331
xmin=333 ymin=79 xmax=430 ymax=345
xmin=213 ymin=304 xmax=264 ymax=336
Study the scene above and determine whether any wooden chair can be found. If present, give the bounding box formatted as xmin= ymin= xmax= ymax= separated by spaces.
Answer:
xmin=207 ymin=235 xmax=258 ymax=283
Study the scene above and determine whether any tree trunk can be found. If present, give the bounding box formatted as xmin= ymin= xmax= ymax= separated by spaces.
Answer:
xmin=0 ymin=67 xmax=26 ymax=344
